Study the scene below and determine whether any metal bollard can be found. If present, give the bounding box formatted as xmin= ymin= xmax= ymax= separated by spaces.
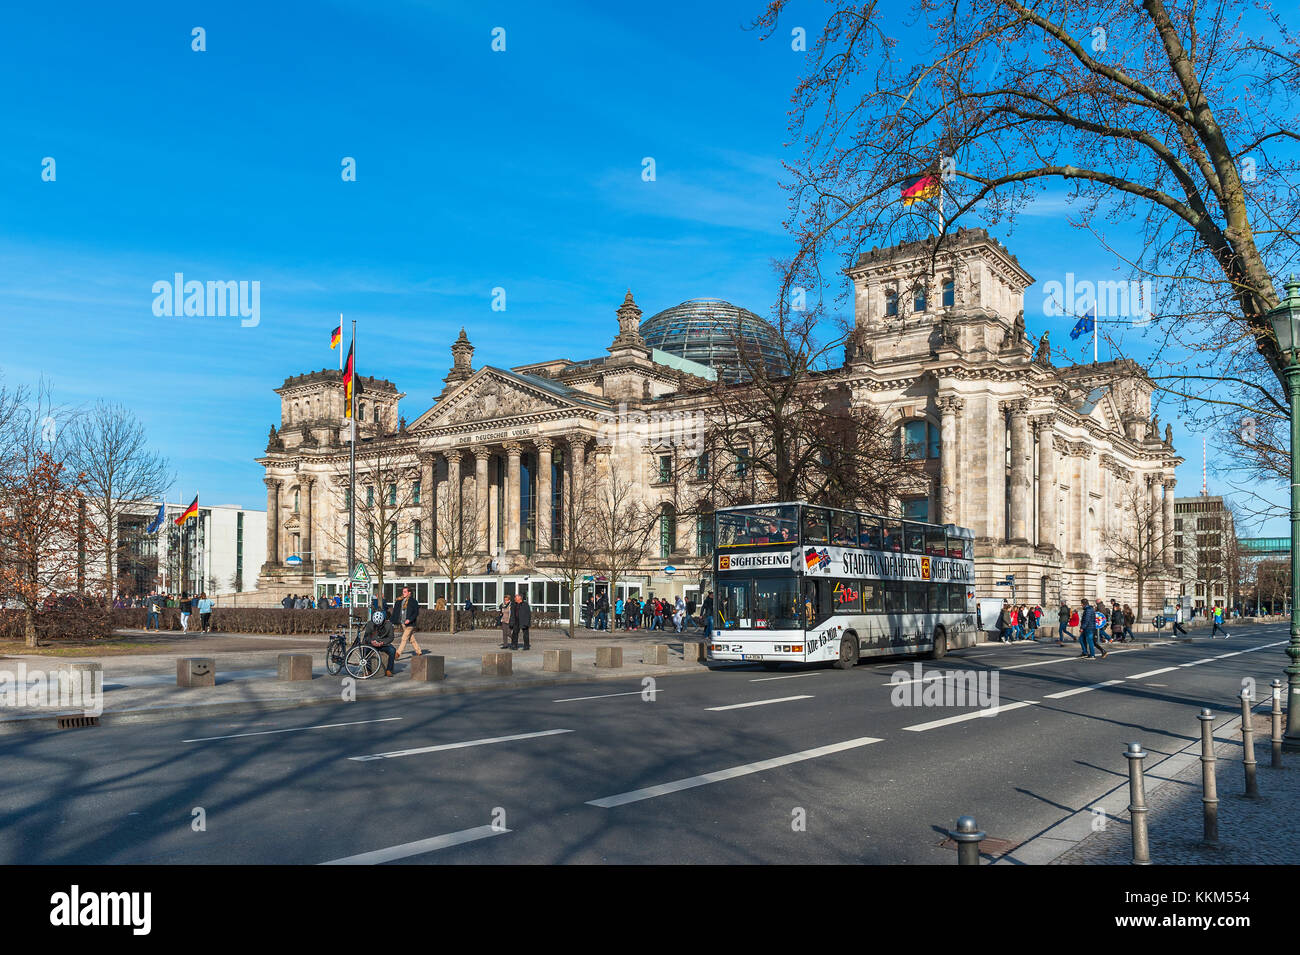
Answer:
xmin=1272 ymin=679 xmax=1284 ymax=769
xmin=1240 ymin=689 xmax=1260 ymax=798
xmin=1197 ymin=709 xmax=1219 ymax=848
xmin=1124 ymin=742 xmax=1151 ymax=865
xmin=949 ymin=816 xmax=985 ymax=866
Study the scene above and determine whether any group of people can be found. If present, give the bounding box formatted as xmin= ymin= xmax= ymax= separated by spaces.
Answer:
xmin=141 ymin=591 xmax=215 ymax=633
xmin=1056 ymin=599 xmax=1138 ymax=658
xmin=992 ymin=603 xmax=1044 ymax=642
xmin=281 ymin=593 xmax=343 ymax=609
xmin=581 ymin=591 xmax=707 ymax=634
xmin=497 ymin=593 xmax=533 ymax=650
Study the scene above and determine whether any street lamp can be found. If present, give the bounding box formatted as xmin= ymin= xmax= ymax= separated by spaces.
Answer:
xmin=1266 ymin=274 xmax=1300 ymax=749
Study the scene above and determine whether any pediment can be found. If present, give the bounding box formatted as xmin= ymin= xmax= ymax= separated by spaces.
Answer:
xmin=422 ymin=369 xmax=580 ymax=428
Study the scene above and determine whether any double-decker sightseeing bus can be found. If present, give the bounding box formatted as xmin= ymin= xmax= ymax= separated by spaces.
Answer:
xmin=707 ymin=502 xmax=977 ymax=669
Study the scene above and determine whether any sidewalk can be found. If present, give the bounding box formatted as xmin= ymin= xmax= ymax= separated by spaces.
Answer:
xmin=1003 ymin=707 xmax=1297 ymax=865
xmin=0 ymin=625 xmax=713 ymax=733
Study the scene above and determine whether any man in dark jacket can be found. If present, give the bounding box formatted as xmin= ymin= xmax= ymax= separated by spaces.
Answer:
xmin=464 ymin=596 xmax=475 ymax=630
xmin=702 ymin=591 xmax=715 ymax=640
xmin=362 ymin=610 xmax=397 ymax=676
xmin=1057 ymin=602 xmax=1072 ymax=646
xmin=595 ymin=593 xmax=609 ymax=631
xmin=511 ymin=593 xmax=532 ymax=650
xmin=1079 ymin=598 xmax=1106 ymax=659
xmin=281 ymin=594 xmax=294 ymax=609
xmin=394 ymin=586 xmax=422 ymax=661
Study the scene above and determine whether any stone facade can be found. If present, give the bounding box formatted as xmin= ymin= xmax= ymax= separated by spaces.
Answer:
xmin=255 ymin=229 xmax=1179 ymax=614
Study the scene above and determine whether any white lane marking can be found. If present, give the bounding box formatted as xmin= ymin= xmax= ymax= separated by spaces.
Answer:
xmin=553 ymin=690 xmax=650 ymax=702
xmin=348 ymin=729 xmax=572 ymax=761
xmin=183 ymin=717 xmax=402 ymax=743
xmin=750 ymin=672 xmax=821 ymax=682
xmin=1127 ymin=667 xmax=1179 ymax=679
xmin=706 ymin=695 xmax=814 ymax=711
xmin=998 ymin=647 xmax=1147 ymax=672
xmin=1181 ymin=658 xmax=1218 ymax=667
xmin=1045 ymin=680 xmax=1123 ymax=700
xmin=1214 ymin=651 xmax=1245 ymax=658
xmin=901 ymin=700 xmax=1038 ymax=732
xmin=319 ymin=825 xmax=508 ymax=864
xmin=586 ymin=737 xmax=883 ymax=808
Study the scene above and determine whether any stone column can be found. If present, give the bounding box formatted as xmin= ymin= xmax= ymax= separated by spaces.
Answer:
xmin=535 ymin=438 xmax=553 ymax=555
xmin=936 ymin=395 xmax=963 ymax=525
xmin=1034 ymin=419 xmax=1056 ymax=550
xmin=505 ymin=442 xmax=522 ymax=554
xmin=302 ymin=477 xmax=314 ymax=566
xmin=474 ymin=448 xmax=490 ymax=554
xmin=1006 ymin=399 xmax=1031 ymax=542
xmin=419 ymin=452 xmax=436 ymax=560
xmin=446 ymin=450 xmax=463 ymax=550
xmin=264 ymin=478 xmax=280 ymax=565
xmin=1163 ymin=477 xmax=1177 ymax=571
xmin=568 ymin=434 xmax=587 ymax=509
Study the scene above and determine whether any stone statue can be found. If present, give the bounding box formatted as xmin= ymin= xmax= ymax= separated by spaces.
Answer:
xmin=1035 ymin=331 xmax=1052 ymax=365
xmin=1013 ymin=310 xmax=1026 ymax=342
xmin=1165 ymin=423 xmax=1173 ymax=445
xmin=399 ymin=415 xmax=408 ymax=432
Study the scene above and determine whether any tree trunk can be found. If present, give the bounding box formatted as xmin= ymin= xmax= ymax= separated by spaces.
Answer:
xmin=24 ymin=607 xmax=37 ymax=649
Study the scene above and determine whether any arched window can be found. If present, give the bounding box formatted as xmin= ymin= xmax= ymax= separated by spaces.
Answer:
xmin=902 ymin=420 xmax=939 ymax=460
xmin=913 ymin=285 xmax=926 ymax=313
xmin=373 ymin=405 xmax=380 ymax=425
xmin=885 ymin=289 xmax=899 ymax=317
xmin=942 ymin=279 xmax=955 ymax=307
xmin=359 ymin=403 xmax=367 ymax=421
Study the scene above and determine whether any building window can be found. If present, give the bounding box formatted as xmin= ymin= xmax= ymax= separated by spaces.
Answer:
xmin=902 ymin=498 xmax=929 ymax=522
xmin=697 ymin=514 xmax=714 ymax=556
xmin=903 ymin=420 xmax=939 ymax=460
xmin=413 ymin=520 xmax=422 ymax=558
xmin=294 ymin=489 xmax=300 ymax=513
xmin=695 ymin=452 xmax=709 ymax=480
xmin=885 ymin=289 xmax=898 ymax=317
xmin=390 ymin=522 xmax=397 ymax=563
xmin=235 ymin=511 xmax=244 ymax=592
xmin=734 ymin=448 xmax=749 ymax=476
xmin=657 ymin=454 xmax=672 ymax=484
xmin=292 ymin=532 xmax=300 ymax=558
xmin=387 ymin=483 xmax=396 ymax=506
xmin=366 ymin=486 xmax=374 ymax=506
xmin=660 ymin=505 xmax=677 ymax=559
xmin=359 ymin=403 xmax=366 ymax=421
xmin=373 ymin=406 xmax=379 ymax=425
xmin=913 ymin=286 xmax=926 ymax=313
xmin=412 ymin=479 xmax=421 ymax=505
xmin=344 ymin=488 xmax=351 ymax=508
xmin=368 ymin=523 xmax=374 ymax=560
xmin=942 ymin=279 xmax=954 ymax=307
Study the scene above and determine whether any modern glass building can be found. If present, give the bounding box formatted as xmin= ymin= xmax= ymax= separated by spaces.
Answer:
xmin=640 ymin=298 xmax=787 ymax=382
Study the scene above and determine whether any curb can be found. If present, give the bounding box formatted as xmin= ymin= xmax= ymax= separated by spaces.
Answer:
xmin=0 ymin=659 xmax=717 ymax=735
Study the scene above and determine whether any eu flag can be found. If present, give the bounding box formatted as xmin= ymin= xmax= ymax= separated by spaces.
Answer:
xmin=145 ymin=502 xmax=166 ymax=534
xmin=1070 ymin=307 xmax=1096 ymax=341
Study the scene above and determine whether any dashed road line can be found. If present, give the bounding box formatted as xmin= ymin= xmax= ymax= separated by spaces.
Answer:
xmin=183 ymin=717 xmax=402 ymax=743
xmin=348 ymin=729 xmax=572 ymax=761
xmin=319 ymin=825 xmax=508 ymax=864
xmin=901 ymin=700 xmax=1037 ymax=732
xmin=706 ymin=695 xmax=814 ymax=711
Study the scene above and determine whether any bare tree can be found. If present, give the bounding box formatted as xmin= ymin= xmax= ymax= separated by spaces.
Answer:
xmin=543 ymin=452 xmax=601 ymax=637
xmin=67 ymin=402 xmax=172 ymax=596
xmin=589 ymin=451 xmax=655 ymax=609
xmin=1101 ymin=485 xmax=1168 ymax=619
xmin=425 ymin=476 xmax=481 ymax=634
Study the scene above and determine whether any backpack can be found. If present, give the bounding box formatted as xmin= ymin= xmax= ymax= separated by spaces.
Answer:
xmin=1069 ymin=611 xmax=1079 ymax=627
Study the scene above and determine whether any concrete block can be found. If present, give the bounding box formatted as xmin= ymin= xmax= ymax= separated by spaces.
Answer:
xmin=543 ymin=649 xmax=571 ymax=672
xmin=681 ymin=640 xmax=706 ymax=663
xmin=59 ymin=662 xmax=103 ymax=707
xmin=411 ymin=655 xmax=446 ymax=682
xmin=482 ymin=651 xmax=513 ymax=676
xmin=177 ymin=657 xmax=215 ymax=687
xmin=642 ymin=644 xmax=669 ymax=665
xmin=595 ymin=646 xmax=623 ymax=668
xmin=277 ymin=653 xmax=313 ymax=681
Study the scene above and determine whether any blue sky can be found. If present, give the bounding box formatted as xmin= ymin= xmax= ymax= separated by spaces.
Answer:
xmin=0 ymin=0 xmax=1285 ymax=531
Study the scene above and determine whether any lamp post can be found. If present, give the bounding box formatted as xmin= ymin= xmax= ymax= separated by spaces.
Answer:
xmin=1267 ymin=275 xmax=1300 ymax=749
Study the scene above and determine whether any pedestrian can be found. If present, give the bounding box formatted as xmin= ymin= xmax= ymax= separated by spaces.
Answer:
xmin=463 ymin=596 xmax=475 ymax=630
xmin=614 ymin=596 xmax=624 ymax=630
xmin=701 ymin=590 xmax=715 ymax=641
xmin=652 ymin=597 xmax=665 ymax=631
xmin=511 ymin=592 xmax=531 ymax=650
xmin=146 ymin=592 xmax=162 ymax=631
xmin=1211 ymin=604 xmax=1231 ymax=638
xmin=1121 ymin=604 xmax=1135 ymax=642
xmin=198 ymin=593 xmax=214 ymax=633
xmin=997 ymin=603 xmax=1011 ymax=643
xmin=1110 ymin=606 xmax=1125 ymax=646
xmin=1079 ymin=598 xmax=1107 ymax=659
xmin=179 ymin=593 xmax=192 ymax=633
xmin=281 ymin=593 xmax=294 ymax=609
xmin=498 ymin=597 xmax=513 ymax=648
xmin=1173 ymin=603 xmax=1188 ymax=636
xmin=362 ymin=610 xmax=397 ymax=677
xmin=394 ymin=586 xmax=422 ymax=661
xmin=1056 ymin=601 xmax=1071 ymax=645
xmin=595 ymin=591 xmax=609 ymax=631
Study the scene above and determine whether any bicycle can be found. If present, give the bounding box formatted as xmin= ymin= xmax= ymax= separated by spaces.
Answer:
xmin=325 ymin=631 xmax=383 ymax=680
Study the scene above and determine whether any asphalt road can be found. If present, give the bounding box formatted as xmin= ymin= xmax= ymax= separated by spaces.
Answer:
xmin=0 ymin=624 xmax=1288 ymax=864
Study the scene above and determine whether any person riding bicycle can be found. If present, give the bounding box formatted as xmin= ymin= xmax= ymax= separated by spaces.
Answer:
xmin=362 ymin=610 xmax=397 ymax=677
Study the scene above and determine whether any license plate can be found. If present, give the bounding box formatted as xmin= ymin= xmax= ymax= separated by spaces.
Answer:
xmin=741 ymin=654 xmax=764 ymax=661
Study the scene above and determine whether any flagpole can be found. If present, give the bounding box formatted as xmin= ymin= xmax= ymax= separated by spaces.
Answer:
xmin=339 ymin=313 xmax=344 ymax=372
xmin=347 ymin=319 xmax=357 ymax=648
xmin=1094 ymin=312 xmax=1099 ymax=364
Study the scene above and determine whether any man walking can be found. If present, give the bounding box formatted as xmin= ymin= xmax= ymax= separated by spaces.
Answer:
xmin=1173 ymin=603 xmax=1189 ymax=636
xmin=498 ymin=597 xmax=513 ymax=648
xmin=1056 ymin=602 xmax=1071 ymax=646
xmin=1211 ymin=604 xmax=1231 ymax=638
xmin=701 ymin=590 xmax=715 ymax=641
xmin=596 ymin=591 xmax=609 ymax=631
xmin=179 ymin=593 xmax=192 ymax=634
xmin=1079 ymin=598 xmax=1107 ymax=659
xmin=198 ymin=593 xmax=214 ymax=633
xmin=463 ymin=596 xmax=475 ymax=630
xmin=511 ymin=592 xmax=532 ymax=650
xmin=146 ymin=592 xmax=162 ymax=632
xmin=394 ymin=586 xmax=422 ymax=661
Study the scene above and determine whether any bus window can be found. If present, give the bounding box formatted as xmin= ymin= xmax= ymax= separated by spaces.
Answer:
xmin=753 ymin=579 xmax=801 ymax=630
xmin=963 ymin=538 xmax=973 ymax=561
xmin=803 ymin=579 xmax=832 ymax=627
xmin=882 ymin=521 xmax=902 ymax=552
xmin=946 ymin=535 xmax=963 ymax=558
xmin=948 ymin=584 xmax=966 ymax=613
xmin=802 ymin=508 xmax=829 ymax=544
xmin=832 ymin=579 xmax=862 ymax=612
xmin=718 ymin=580 xmax=751 ymax=629
xmin=862 ymin=582 xmax=884 ymax=613
xmin=716 ymin=506 xmax=798 ymax=547
xmin=858 ymin=518 xmax=882 ymax=550
xmin=830 ymin=514 xmax=857 ymax=547
xmin=908 ymin=583 xmax=929 ymax=613
xmin=928 ymin=583 xmax=943 ymax=611
xmin=925 ymin=527 xmax=945 ymax=555
xmin=884 ymin=587 xmax=906 ymax=614
xmin=904 ymin=523 xmax=925 ymax=554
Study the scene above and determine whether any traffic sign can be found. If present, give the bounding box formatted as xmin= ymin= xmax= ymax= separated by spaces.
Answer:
xmin=352 ymin=562 xmax=370 ymax=583
xmin=994 ymin=581 xmax=1014 ymax=587
xmin=285 ymin=554 xmax=302 ymax=566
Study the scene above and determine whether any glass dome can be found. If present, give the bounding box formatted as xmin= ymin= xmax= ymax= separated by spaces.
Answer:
xmin=640 ymin=298 xmax=787 ymax=382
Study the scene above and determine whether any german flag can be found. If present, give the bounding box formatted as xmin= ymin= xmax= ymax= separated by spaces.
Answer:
xmin=174 ymin=496 xmax=198 ymax=526
xmin=330 ymin=325 xmax=342 ymax=349
xmin=902 ymin=169 xmax=940 ymax=205
xmin=342 ymin=341 xmax=361 ymax=418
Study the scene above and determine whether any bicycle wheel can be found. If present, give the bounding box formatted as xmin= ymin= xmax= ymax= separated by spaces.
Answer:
xmin=345 ymin=645 xmax=382 ymax=680
xmin=325 ymin=638 xmax=345 ymax=675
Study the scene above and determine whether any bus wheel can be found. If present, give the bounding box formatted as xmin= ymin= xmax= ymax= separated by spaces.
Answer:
xmin=928 ymin=625 xmax=948 ymax=660
xmin=761 ymin=662 xmax=782 ymax=672
xmin=833 ymin=634 xmax=859 ymax=670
